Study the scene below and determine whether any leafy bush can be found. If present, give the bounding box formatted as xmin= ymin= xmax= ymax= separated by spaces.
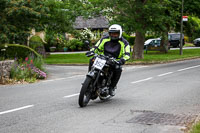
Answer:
xmin=29 ymin=35 xmax=46 ymax=57
xmin=65 ymin=39 xmax=85 ymax=51
xmin=78 ymin=28 xmax=94 ymax=42
xmin=10 ymin=56 xmax=46 ymax=82
xmin=184 ymin=36 xmax=189 ymax=42
xmin=56 ymin=34 xmax=67 ymax=51
xmin=122 ymin=32 xmax=135 ymax=45
xmin=123 ymin=32 xmax=158 ymax=46
xmin=45 ymin=31 xmax=67 ymax=52
xmin=185 ymin=16 xmax=200 ymax=42
xmin=29 ymin=36 xmax=43 ymax=49
xmin=0 ymin=44 xmax=41 ymax=60
xmin=145 ymin=35 xmax=159 ymax=40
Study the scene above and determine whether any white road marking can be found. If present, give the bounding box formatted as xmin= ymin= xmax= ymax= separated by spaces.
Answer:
xmin=42 ymin=75 xmax=84 ymax=83
xmin=124 ymin=66 xmax=149 ymax=71
xmin=158 ymin=72 xmax=174 ymax=77
xmin=0 ymin=105 xmax=34 ymax=115
xmin=177 ymin=65 xmax=200 ymax=72
xmin=63 ymin=93 xmax=79 ymax=98
xmin=68 ymin=75 xmax=84 ymax=79
xmin=131 ymin=77 xmax=153 ymax=84
xmin=43 ymin=78 xmax=66 ymax=82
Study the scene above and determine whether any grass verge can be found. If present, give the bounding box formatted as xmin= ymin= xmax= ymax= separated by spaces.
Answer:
xmin=45 ymin=49 xmax=200 ymax=65
xmin=189 ymin=121 xmax=200 ymax=133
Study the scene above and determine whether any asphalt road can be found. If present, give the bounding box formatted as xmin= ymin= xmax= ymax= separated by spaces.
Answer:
xmin=0 ymin=59 xmax=200 ymax=133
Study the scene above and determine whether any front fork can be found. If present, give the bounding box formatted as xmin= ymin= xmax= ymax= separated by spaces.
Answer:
xmin=86 ymin=69 xmax=100 ymax=91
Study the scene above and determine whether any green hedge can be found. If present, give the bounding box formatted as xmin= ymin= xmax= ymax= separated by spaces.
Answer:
xmin=185 ymin=16 xmax=200 ymax=42
xmin=123 ymin=33 xmax=158 ymax=45
xmin=0 ymin=44 xmax=41 ymax=60
xmin=29 ymin=36 xmax=44 ymax=49
xmin=122 ymin=33 xmax=135 ymax=45
xmin=29 ymin=35 xmax=46 ymax=57
xmin=65 ymin=39 xmax=86 ymax=51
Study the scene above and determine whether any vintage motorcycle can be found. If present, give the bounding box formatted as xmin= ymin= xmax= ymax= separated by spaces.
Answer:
xmin=78 ymin=52 xmax=120 ymax=107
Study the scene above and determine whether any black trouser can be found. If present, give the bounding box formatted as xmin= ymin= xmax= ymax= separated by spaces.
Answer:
xmin=88 ymin=58 xmax=122 ymax=88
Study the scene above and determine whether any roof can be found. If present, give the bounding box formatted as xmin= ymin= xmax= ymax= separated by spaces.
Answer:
xmin=74 ymin=16 xmax=109 ymax=29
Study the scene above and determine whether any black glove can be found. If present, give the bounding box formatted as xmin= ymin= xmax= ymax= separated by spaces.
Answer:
xmin=118 ymin=58 xmax=126 ymax=65
xmin=85 ymin=51 xmax=94 ymax=57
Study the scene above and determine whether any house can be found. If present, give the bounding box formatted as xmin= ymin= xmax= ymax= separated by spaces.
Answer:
xmin=74 ymin=16 xmax=109 ymax=31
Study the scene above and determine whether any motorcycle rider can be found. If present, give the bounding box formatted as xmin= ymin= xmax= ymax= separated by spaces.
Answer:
xmin=86 ymin=24 xmax=131 ymax=96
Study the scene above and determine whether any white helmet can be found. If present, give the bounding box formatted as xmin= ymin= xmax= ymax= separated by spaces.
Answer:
xmin=108 ymin=24 xmax=122 ymax=40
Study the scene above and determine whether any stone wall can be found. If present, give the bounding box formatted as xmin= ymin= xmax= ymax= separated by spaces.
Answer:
xmin=0 ymin=60 xmax=14 ymax=84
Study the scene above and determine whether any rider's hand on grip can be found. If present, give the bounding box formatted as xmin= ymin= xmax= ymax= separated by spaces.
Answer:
xmin=118 ymin=58 xmax=125 ymax=65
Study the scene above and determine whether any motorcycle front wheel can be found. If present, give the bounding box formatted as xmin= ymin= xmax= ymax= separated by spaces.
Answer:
xmin=78 ymin=76 xmax=93 ymax=107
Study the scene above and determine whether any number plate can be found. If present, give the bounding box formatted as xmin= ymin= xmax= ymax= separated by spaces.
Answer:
xmin=93 ymin=57 xmax=106 ymax=70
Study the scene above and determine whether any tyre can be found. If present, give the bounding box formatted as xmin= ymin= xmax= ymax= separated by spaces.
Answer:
xmin=78 ymin=76 xmax=93 ymax=107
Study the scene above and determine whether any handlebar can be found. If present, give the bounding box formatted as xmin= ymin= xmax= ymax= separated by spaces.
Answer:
xmin=86 ymin=51 xmax=120 ymax=65
xmin=95 ymin=54 xmax=120 ymax=65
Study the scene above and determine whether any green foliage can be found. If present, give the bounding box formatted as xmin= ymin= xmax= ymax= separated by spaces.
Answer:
xmin=43 ymin=0 xmax=90 ymax=33
xmin=65 ymin=39 xmax=85 ymax=51
xmin=0 ymin=0 xmax=48 ymax=44
xmin=0 ymin=0 xmax=88 ymax=45
xmin=45 ymin=53 xmax=90 ymax=64
xmin=145 ymin=35 xmax=159 ymax=40
xmin=0 ymin=44 xmax=41 ymax=60
xmin=44 ymin=31 xmax=57 ymax=52
xmin=44 ymin=31 xmax=67 ymax=52
xmin=45 ymin=49 xmax=200 ymax=64
xmin=122 ymin=32 xmax=158 ymax=46
xmin=122 ymin=33 xmax=135 ymax=46
xmin=88 ymin=0 xmax=182 ymax=59
xmin=90 ymin=0 xmax=180 ymax=34
xmin=10 ymin=56 xmax=46 ymax=82
xmin=185 ymin=16 xmax=200 ymax=42
xmin=43 ymin=0 xmax=74 ymax=33
xmin=190 ymin=121 xmax=200 ymax=133
xmin=29 ymin=35 xmax=46 ymax=56
xmin=184 ymin=1 xmax=200 ymax=18
xmin=29 ymin=36 xmax=44 ymax=50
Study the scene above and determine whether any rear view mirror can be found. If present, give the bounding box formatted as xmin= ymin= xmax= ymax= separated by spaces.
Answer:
xmin=84 ymin=40 xmax=90 ymax=46
xmin=84 ymin=40 xmax=91 ymax=49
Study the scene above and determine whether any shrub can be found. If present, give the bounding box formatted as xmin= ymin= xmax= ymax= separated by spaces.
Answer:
xmin=184 ymin=36 xmax=189 ymax=43
xmin=10 ymin=56 xmax=46 ymax=82
xmin=45 ymin=31 xmax=67 ymax=52
xmin=185 ymin=16 xmax=200 ymax=42
xmin=66 ymin=39 xmax=84 ymax=51
xmin=0 ymin=44 xmax=41 ymax=60
xmin=145 ymin=35 xmax=159 ymax=40
xmin=44 ymin=31 xmax=57 ymax=52
xmin=56 ymin=34 xmax=67 ymax=51
xmin=123 ymin=32 xmax=159 ymax=45
xmin=122 ymin=32 xmax=135 ymax=45
xmin=79 ymin=28 xmax=94 ymax=42
xmin=29 ymin=35 xmax=46 ymax=57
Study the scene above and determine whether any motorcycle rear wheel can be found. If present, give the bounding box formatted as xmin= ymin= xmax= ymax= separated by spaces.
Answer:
xmin=79 ymin=77 xmax=93 ymax=107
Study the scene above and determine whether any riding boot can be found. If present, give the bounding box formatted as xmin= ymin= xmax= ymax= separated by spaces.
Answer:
xmin=109 ymin=67 xmax=122 ymax=96
xmin=110 ymin=67 xmax=122 ymax=88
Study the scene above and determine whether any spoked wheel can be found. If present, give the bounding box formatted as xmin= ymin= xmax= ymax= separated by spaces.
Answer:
xmin=78 ymin=77 xmax=93 ymax=107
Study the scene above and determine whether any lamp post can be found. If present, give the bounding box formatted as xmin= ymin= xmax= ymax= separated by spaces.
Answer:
xmin=180 ymin=0 xmax=184 ymax=55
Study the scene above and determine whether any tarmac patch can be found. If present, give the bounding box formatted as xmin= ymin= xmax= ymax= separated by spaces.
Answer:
xmin=127 ymin=110 xmax=197 ymax=126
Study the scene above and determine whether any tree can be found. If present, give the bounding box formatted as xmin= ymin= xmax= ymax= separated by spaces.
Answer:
xmin=0 ymin=0 xmax=48 ymax=45
xmin=43 ymin=0 xmax=83 ymax=34
xmin=0 ymin=0 xmax=87 ymax=45
xmin=89 ymin=0 xmax=181 ymax=59
xmin=185 ymin=16 xmax=200 ymax=41
xmin=184 ymin=1 xmax=200 ymax=18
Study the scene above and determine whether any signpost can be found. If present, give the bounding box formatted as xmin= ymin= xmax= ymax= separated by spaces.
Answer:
xmin=180 ymin=0 xmax=184 ymax=55
xmin=182 ymin=16 xmax=188 ymax=22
